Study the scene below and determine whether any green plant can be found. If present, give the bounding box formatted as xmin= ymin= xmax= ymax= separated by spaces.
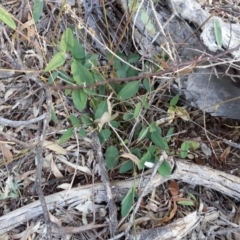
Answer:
xmin=45 ymin=28 xmax=200 ymax=217
xmin=0 ymin=176 xmax=23 ymax=200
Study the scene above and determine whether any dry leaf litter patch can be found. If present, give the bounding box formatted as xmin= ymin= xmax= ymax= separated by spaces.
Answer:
xmin=0 ymin=0 xmax=240 ymax=239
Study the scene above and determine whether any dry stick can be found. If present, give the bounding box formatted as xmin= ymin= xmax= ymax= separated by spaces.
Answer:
xmin=0 ymin=114 xmax=47 ymax=128
xmin=222 ymin=138 xmax=240 ymax=149
xmin=30 ymin=75 xmax=53 ymax=239
xmin=56 ymin=223 xmax=108 ymax=235
xmin=50 ymin=43 xmax=240 ymax=92
xmin=91 ymin=130 xmax=118 ymax=237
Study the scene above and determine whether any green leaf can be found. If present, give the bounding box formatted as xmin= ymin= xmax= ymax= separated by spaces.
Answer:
xmin=95 ymin=101 xmax=108 ymax=120
xmin=148 ymin=145 xmax=156 ymax=154
xmin=72 ymin=39 xmax=85 ymax=59
xmin=110 ymin=121 xmax=120 ymax=128
xmin=143 ymin=78 xmax=153 ymax=92
xmin=149 ymin=122 xmax=158 ymax=133
xmin=58 ymin=70 xmax=73 ymax=82
xmin=0 ymin=7 xmax=16 ymax=29
xmin=33 ymin=0 xmax=44 ymax=23
xmin=119 ymin=160 xmax=134 ymax=173
xmin=137 ymin=127 xmax=149 ymax=143
xmin=72 ymin=89 xmax=87 ymax=111
xmin=117 ymin=69 xmax=127 ymax=78
xmin=122 ymin=62 xmax=130 ymax=73
xmin=84 ymin=88 xmax=96 ymax=95
xmin=165 ymin=127 xmax=175 ymax=142
xmin=140 ymin=11 xmax=155 ymax=34
xmin=65 ymin=89 xmax=71 ymax=95
xmin=128 ymin=0 xmax=140 ymax=11
xmin=121 ymin=187 xmax=138 ymax=217
xmin=128 ymin=53 xmax=140 ymax=64
xmin=170 ymin=95 xmax=179 ymax=107
xmin=134 ymin=102 xmax=142 ymax=118
xmin=58 ymin=128 xmax=74 ymax=144
xmin=99 ymin=129 xmax=111 ymax=143
xmin=123 ymin=112 xmax=134 ymax=121
xmin=45 ymin=51 xmax=66 ymax=71
xmin=48 ymin=71 xmax=59 ymax=84
xmin=139 ymin=151 xmax=151 ymax=170
xmin=187 ymin=192 xmax=197 ymax=201
xmin=214 ymin=18 xmax=222 ymax=47
xmin=177 ymin=200 xmax=195 ymax=206
xmin=93 ymin=72 xmax=104 ymax=82
xmin=51 ymin=107 xmax=58 ymax=123
xmin=84 ymin=54 xmax=98 ymax=68
xmin=113 ymin=56 xmax=121 ymax=71
xmin=158 ymin=160 xmax=172 ymax=177
xmin=81 ymin=113 xmax=93 ymax=126
xmin=118 ymin=81 xmax=139 ymax=101
xmin=71 ymin=60 xmax=94 ymax=85
xmin=126 ymin=67 xmax=139 ymax=77
xmin=180 ymin=141 xmax=190 ymax=158
xmin=79 ymin=128 xmax=87 ymax=137
xmin=60 ymin=28 xmax=75 ymax=52
xmin=188 ymin=141 xmax=200 ymax=150
xmin=151 ymin=129 xmax=168 ymax=149
xmin=105 ymin=146 xmax=119 ymax=169
xmin=69 ymin=114 xmax=80 ymax=127
xmin=146 ymin=22 xmax=155 ymax=35
xmin=131 ymin=148 xmax=141 ymax=159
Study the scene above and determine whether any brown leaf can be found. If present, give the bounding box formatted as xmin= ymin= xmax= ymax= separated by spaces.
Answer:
xmin=0 ymin=143 xmax=13 ymax=163
xmin=120 ymin=153 xmax=140 ymax=167
xmin=220 ymin=146 xmax=231 ymax=164
xmin=169 ymin=180 xmax=179 ymax=197
xmin=43 ymin=140 xmax=67 ymax=155
xmin=159 ymin=201 xmax=178 ymax=224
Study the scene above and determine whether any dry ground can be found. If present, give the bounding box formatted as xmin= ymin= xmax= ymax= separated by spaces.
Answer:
xmin=0 ymin=0 xmax=240 ymax=239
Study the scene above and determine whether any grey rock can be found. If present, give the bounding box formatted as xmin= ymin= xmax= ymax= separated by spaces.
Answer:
xmin=172 ymin=66 xmax=240 ymax=119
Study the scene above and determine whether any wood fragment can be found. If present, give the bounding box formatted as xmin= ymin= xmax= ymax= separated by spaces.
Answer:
xmin=0 ymin=159 xmax=239 ymax=235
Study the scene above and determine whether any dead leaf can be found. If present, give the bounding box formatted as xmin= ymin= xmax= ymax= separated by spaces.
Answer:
xmin=43 ymin=153 xmax=53 ymax=168
xmin=201 ymin=143 xmax=212 ymax=157
xmin=119 ymin=217 xmax=150 ymax=232
xmin=220 ymin=146 xmax=231 ymax=164
xmin=94 ymin=111 xmax=111 ymax=131
xmin=175 ymin=106 xmax=190 ymax=121
xmin=167 ymin=106 xmax=175 ymax=124
xmin=43 ymin=140 xmax=67 ymax=154
xmin=4 ymin=88 xmax=18 ymax=101
xmin=75 ymin=200 xmax=94 ymax=214
xmin=57 ymin=183 xmax=72 ymax=190
xmin=120 ymin=153 xmax=140 ymax=166
xmin=160 ymin=201 xmax=178 ymax=224
xmin=0 ymin=143 xmax=13 ymax=163
xmin=56 ymin=155 xmax=91 ymax=175
xmin=51 ymin=159 xmax=64 ymax=178
xmin=17 ymin=170 xmax=35 ymax=181
xmin=49 ymin=212 xmax=62 ymax=227
xmin=169 ymin=180 xmax=179 ymax=197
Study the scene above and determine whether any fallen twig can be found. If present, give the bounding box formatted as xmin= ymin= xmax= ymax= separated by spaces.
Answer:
xmin=91 ymin=130 xmax=118 ymax=237
xmin=0 ymin=114 xmax=47 ymax=128
xmin=29 ymin=74 xmax=52 ymax=240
